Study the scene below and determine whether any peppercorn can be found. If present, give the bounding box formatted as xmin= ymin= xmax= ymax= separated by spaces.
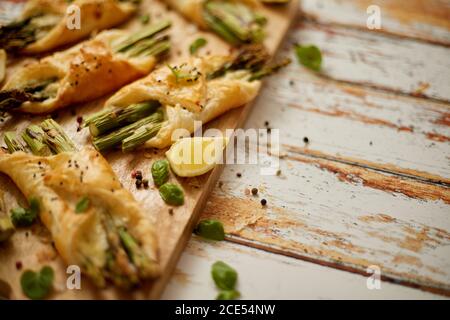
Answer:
xmin=142 ymin=179 xmax=149 ymax=189
xmin=236 ymin=173 xmax=242 ymax=178
xmin=261 ymin=199 xmax=267 ymax=206
xmin=135 ymin=170 xmax=143 ymax=180
xmin=251 ymin=188 xmax=258 ymax=196
xmin=135 ymin=179 xmax=142 ymax=188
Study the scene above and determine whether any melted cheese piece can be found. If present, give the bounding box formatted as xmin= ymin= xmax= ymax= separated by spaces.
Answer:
xmin=20 ymin=0 xmax=136 ymax=54
xmin=104 ymin=55 xmax=261 ymax=148
xmin=3 ymin=30 xmax=157 ymax=114
xmin=0 ymin=147 xmax=159 ymax=286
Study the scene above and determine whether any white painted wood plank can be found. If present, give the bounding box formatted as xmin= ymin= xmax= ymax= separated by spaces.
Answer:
xmin=163 ymin=237 xmax=446 ymax=299
xmin=286 ymin=22 xmax=450 ymax=101
xmin=300 ymin=0 xmax=450 ymax=45
xmin=247 ymin=63 xmax=450 ymax=183
xmin=200 ymin=148 xmax=450 ymax=293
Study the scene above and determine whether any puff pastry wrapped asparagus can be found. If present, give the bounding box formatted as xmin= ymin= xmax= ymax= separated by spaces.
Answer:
xmin=0 ymin=20 xmax=171 ymax=114
xmin=0 ymin=0 xmax=139 ymax=54
xmin=2 ymin=120 xmax=159 ymax=288
xmin=164 ymin=0 xmax=266 ymax=45
xmin=85 ymin=44 xmax=289 ymax=151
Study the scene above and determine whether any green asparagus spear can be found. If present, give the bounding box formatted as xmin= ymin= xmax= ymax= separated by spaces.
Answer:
xmin=89 ymin=101 xmax=161 ymax=137
xmin=4 ymin=132 xmax=26 ymax=153
xmin=113 ymin=20 xmax=171 ymax=54
xmin=0 ymin=78 xmax=58 ymax=112
xmin=118 ymin=227 xmax=157 ymax=278
xmin=93 ymin=110 xmax=163 ymax=152
xmin=22 ymin=125 xmax=53 ymax=156
xmin=40 ymin=119 xmax=77 ymax=153
xmin=203 ymin=1 xmax=266 ymax=45
xmin=0 ymin=14 xmax=61 ymax=53
xmin=122 ymin=122 xmax=162 ymax=152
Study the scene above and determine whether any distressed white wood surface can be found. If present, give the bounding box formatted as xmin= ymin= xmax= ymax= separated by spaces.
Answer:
xmin=199 ymin=148 xmax=450 ymax=294
xmin=165 ymin=0 xmax=450 ymax=298
xmin=288 ymin=22 xmax=450 ymax=102
xmin=247 ymin=64 xmax=450 ymax=184
xmin=164 ymin=238 xmax=445 ymax=299
xmin=300 ymin=0 xmax=450 ymax=46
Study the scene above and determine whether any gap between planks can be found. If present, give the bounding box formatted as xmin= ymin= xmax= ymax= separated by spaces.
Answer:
xmin=223 ymin=235 xmax=450 ymax=298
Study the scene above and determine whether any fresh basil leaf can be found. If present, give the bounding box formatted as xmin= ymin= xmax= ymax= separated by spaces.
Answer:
xmin=10 ymin=197 xmax=39 ymax=227
xmin=151 ymin=159 xmax=169 ymax=187
xmin=189 ymin=38 xmax=207 ymax=55
xmin=211 ymin=261 xmax=237 ymax=290
xmin=20 ymin=266 xmax=54 ymax=300
xmin=216 ymin=289 xmax=240 ymax=300
xmin=75 ymin=197 xmax=90 ymax=213
xmin=194 ymin=219 xmax=225 ymax=241
xmin=294 ymin=44 xmax=322 ymax=71
xmin=159 ymin=183 xmax=184 ymax=206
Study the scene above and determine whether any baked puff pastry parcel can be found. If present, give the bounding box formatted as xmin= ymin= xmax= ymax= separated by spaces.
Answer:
xmin=86 ymin=44 xmax=288 ymax=152
xmin=0 ymin=0 xmax=138 ymax=54
xmin=164 ymin=0 xmax=267 ymax=45
xmin=0 ymin=20 xmax=171 ymax=114
xmin=2 ymin=120 xmax=159 ymax=288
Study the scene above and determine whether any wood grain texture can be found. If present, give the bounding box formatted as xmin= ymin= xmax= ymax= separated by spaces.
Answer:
xmin=163 ymin=237 xmax=445 ymax=299
xmin=300 ymin=0 xmax=450 ymax=46
xmin=288 ymin=21 xmax=450 ymax=102
xmin=0 ymin=0 xmax=299 ymax=299
xmin=246 ymin=60 xmax=450 ymax=185
xmin=200 ymin=149 xmax=450 ymax=295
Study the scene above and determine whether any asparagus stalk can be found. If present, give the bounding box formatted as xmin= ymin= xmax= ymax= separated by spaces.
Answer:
xmin=0 ymin=17 xmax=36 ymax=52
xmin=118 ymin=227 xmax=157 ymax=278
xmin=113 ymin=20 xmax=171 ymax=55
xmin=4 ymin=132 xmax=26 ymax=153
xmin=101 ymin=214 xmax=139 ymax=288
xmin=122 ymin=122 xmax=162 ymax=152
xmin=89 ymin=101 xmax=160 ymax=137
xmin=40 ymin=119 xmax=77 ymax=153
xmin=0 ymin=78 xmax=58 ymax=112
xmin=82 ymin=108 xmax=113 ymax=128
xmin=203 ymin=1 xmax=265 ymax=44
xmin=93 ymin=110 xmax=163 ymax=152
xmin=22 ymin=125 xmax=53 ymax=156
xmin=0 ymin=14 xmax=60 ymax=53
xmin=207 ymin=44 xmax=270 ymax=80
xmin=249 ymin=57 xmax=292 ymax=81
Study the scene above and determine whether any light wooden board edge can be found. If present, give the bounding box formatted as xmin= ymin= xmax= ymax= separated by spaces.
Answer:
xmin=0 ymin=0 xmax=299 ymax=300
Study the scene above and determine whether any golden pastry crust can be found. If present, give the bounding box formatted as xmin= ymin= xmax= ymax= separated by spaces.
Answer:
xmin=164 ymin=0 xmax=260 ymax=28
xmin=19 ymin=0 xmax=136 ymax=54
xmin=0 ymin=147 xmax=159 ymax=285
xmin=104 ymin=55 xmax=261 ymax=148
xmin=2 ymin=30 xmax=157 ymax=114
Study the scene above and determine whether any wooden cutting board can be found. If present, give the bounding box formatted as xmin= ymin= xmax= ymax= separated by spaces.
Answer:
xmin=0 ymin=0 xmax=298 ymax=299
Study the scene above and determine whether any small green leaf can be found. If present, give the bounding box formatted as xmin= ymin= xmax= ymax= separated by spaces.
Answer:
xmin=151 ymin=159 xmax=170 ymax=187
xmin=189 ymin=38 xmax=207 ymax=55
xmin=216 ymin=289 xmax=240 ymax=300
xmin=194 ymin=219 xmax=225 ymax=241
xmin=75 ymin=197 xmax=90 ymax=213
xmin=294 ymin=44 xmax=322 ymax=72
xmin=140 ymin=14 xmax=150 ymax=25
xmin=211 ymin=261 xmax=237 ymax=290
xmin=20 ymin=266 xmax=54 ymax=300
xmin=10 ymin=197 xmax=40 ymax=227
xmin=167 ymin=64 xmax=201 ymax=83
xmin=159 ymin=183 xmax=184 ymax=206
